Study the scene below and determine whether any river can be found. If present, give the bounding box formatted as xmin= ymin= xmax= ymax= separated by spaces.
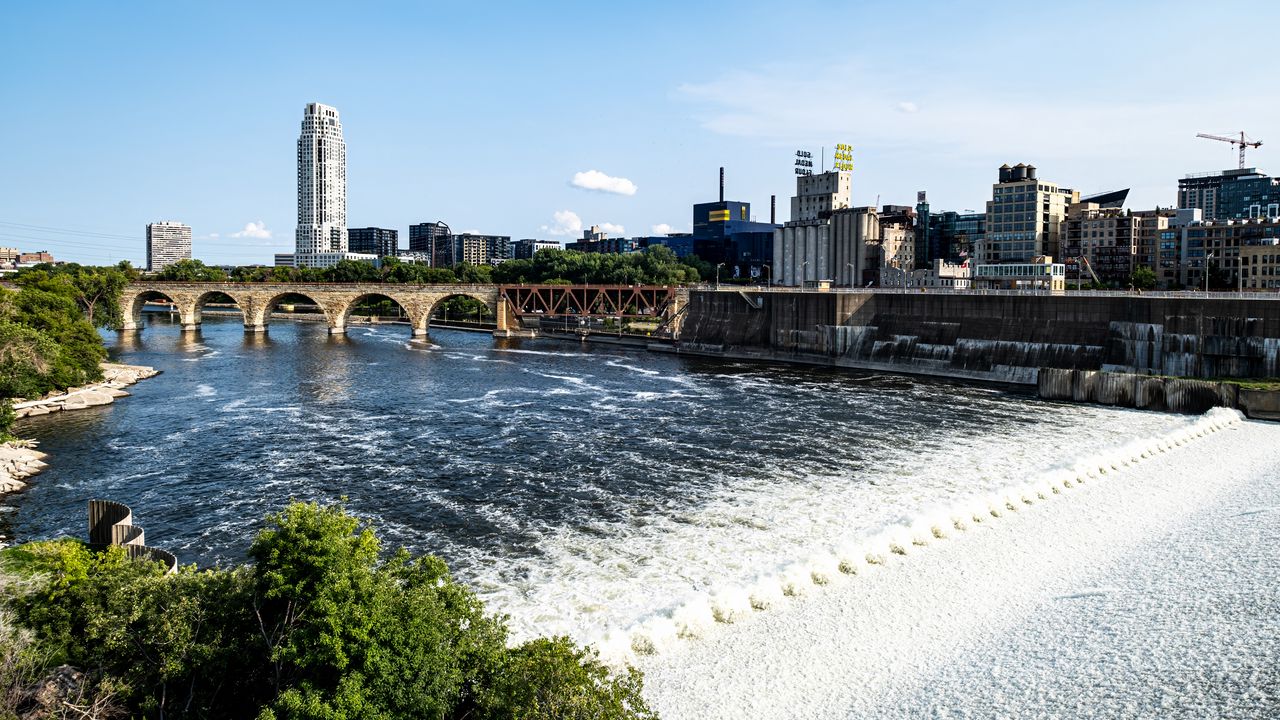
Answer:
xmin=7 ymin=312 xmax=1197 ymax=647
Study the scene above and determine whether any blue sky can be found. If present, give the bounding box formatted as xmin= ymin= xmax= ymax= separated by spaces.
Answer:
xmin=1 ymin=0 xmax=1276 ymax=266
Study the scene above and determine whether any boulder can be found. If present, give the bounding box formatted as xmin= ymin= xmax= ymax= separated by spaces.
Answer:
xmin=79 ymin=390 xmax=115 ymax=407
xmin=60 ymin=395 xmax=88 ymax=410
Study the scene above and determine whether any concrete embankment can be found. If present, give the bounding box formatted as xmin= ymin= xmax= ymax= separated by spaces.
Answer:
xmin=676 ymin=290 xmax=1280 ymax=387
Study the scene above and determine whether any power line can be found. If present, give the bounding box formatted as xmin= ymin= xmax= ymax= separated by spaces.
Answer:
xmin=0 ymin=220 xmax=138 ymax=241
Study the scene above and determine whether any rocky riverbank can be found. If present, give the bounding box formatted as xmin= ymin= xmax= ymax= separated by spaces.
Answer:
xmin=11 ymin=363 xmax=160 ymax=419
xmin=0 ymin=441 xmax=47 ymax=496
xmin=3 ymin=363 xmax=159 ymax=502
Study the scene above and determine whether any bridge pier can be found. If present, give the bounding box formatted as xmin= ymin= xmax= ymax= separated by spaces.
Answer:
xmin=327 ymin=325 xmax=346 ymax=335
xmin=180 ymin=323 xmax=201 ymax=332
xmin=244 ymin=324 xmax=267 ymax=333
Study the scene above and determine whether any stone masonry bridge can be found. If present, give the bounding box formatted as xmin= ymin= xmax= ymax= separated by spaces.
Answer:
xmin=120 ymin=282 xmax=687 ymax=337
xmin=120 ymin=282 xmax=508 ymax=336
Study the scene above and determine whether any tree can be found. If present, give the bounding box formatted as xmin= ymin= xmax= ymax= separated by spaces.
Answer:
xmin=325 ymin=259 xmax=380 ymax=283
xmin=156 ymin=259 xmax=228 ymax=282
xmin=1130 ymin=266 xmax=1157 ymax=290
xmin=480 ymin=637 xmax=656 ymax=720
xmin=14 ymin=263 xmax=131 ymax=328
xmin=2 ymin=502 xmax=657 ymax=720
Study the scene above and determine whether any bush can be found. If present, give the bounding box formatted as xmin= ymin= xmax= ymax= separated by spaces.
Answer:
xmin=1 ymin=503 xmax=656 ymax=720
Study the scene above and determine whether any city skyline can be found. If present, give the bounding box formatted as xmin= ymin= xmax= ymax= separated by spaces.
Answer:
xmin=2 ymin=0 xmax=1278 ymax=267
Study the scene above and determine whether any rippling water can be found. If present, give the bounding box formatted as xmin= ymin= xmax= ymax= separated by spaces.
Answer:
xmin=7 ymin=313 xmax=1192 ymax=645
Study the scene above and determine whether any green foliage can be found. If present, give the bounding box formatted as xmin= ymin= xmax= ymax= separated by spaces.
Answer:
xmin=1 ymin=503 xmax=656 ymax=720
xmin=492 ymin=247 xmax=699 ymax=286
xmin=156 ymin=259 xmax=228 ymax=282
xmin=482 ymin=637 xmax=657 ymax=720
xmin=326 ymin=259 xmax=382 ymax=283
xmin=14 ymin=263 xmax=131 ymax=328
xmin=679 ymin=254 xmax=713 ymax=282
xmin=1130 ymin=266 xmax=1157 ymax=290
xmin=0 ymin=283 xmax=106 ymax=410
xmin=435 ymin=296 xmax=491 ymax=322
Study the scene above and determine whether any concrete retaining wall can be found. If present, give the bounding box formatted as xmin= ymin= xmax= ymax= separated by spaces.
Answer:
xmin=678 ymin=291 xmax=1280 ymax=386
xmin=1036 ymin=368 xmax=1280 ymax=418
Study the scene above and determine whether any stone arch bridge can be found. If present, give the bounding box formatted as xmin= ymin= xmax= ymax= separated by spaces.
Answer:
xmin=119 ymin=282 xmax=687 ymax=337
xmin=120 ymin=282 xmax=507 ymax=337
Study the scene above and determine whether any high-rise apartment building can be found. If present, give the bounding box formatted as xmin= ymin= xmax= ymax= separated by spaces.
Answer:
xmin=1062 ymin=204 xmax=1140 ymax=285
xmin=295 ymin=103 xmax=350 ymax=268
xmin=980 ymin=164 xmax=1078 ymax=265
xmin=1179 ymin=168 xmax=1280 ymax=221
xmin=409 ymin=222 xmax=451 ymax=265
xmin=348 ymin=227 xmax=398 ymax=258
xmin=456 ymin=233 xmax=512 ymax=265
xmin=146 ymin=221 xmax=192 ymax=272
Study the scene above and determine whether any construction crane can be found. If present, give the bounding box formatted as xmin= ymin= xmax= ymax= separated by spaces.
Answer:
xmin=1078 ymin=256 xmax=1102 ymax=287
xmin=1196 ymin=131 xmax=1263 ymax=169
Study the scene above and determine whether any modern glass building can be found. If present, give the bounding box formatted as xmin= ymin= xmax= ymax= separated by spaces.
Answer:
xmin=347 ymin=227 xmax=398 ymax=258
xmin=691 ymin=200 xmax=779 ymax=271
xmin=915 ymin=196 xmax=985 ymax=265
xmin=408 ymin=222 xmax=452 ymax=266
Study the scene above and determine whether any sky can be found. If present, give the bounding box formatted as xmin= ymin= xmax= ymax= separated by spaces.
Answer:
xmin=1 ymin=0 xmax=1277 ymax=266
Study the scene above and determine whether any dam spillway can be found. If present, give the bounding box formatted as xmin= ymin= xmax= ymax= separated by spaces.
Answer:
xmin=677 ymin=290 xmax=1280 ymax=385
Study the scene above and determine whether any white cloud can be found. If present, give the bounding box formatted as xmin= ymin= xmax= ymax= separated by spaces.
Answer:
xmin=540 ymin=210 xmax=584 ymax=237
xmin=651 ymin=223 xmax=677 ymax=235
xmin=896 ymin=101 xmax=919 ymax=113
xmin=209 ymin=232 xmax=220 ymax=239
xmin=597 ymin=222 xmax=625 ymax=235
xmin=571 ymin=170 xmax=638 ymax=196
xmin=230 ymin=221 xmax=272 ymax=239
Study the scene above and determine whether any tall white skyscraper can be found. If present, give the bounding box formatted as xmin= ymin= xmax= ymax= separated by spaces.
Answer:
xmin=295 ymin=102 xmax=348 ymax=267
xmin=146 ymin=221 xmax=192 ymax=272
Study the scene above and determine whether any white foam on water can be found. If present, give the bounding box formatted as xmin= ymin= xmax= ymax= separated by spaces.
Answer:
xmin=469 ymin=409 xmax=1248 ymax=670
xmin=633 ymin=406 xmax=1275 ymax=719
xmin=194 ymin=384 xmax=217 ymax=398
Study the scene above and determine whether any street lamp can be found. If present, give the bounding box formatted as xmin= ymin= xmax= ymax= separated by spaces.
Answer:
xmin=846 ymin=262 xmax=856 ymax=288
xmin=801 ymin=260 xmax=810 ymax=287
xmin=762 ymin=264 xmax=771 ymax=289
xmin=715 ymin=262 xmax=725 ymax=290
xmin=1205 ymin=251 xmax=1215 ymax=293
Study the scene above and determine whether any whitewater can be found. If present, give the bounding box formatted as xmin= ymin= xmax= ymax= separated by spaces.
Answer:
xmin=632 ymin=409 xmax=1280 ymax=718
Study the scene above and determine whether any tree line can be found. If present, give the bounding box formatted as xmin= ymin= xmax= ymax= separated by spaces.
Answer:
xmin=0 ymin=262 xmax=134 ymax=437
xmin=0 ymin=502 xmax=656 ymax=719
xmin=154 ymin=246 xmax=709 ymax=286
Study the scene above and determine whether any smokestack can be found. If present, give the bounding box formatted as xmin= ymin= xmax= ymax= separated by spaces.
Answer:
xmin=719 ymin=167 xmax=725 ymax=202
xmin=771 ymin=195 xmax=776 ymax=224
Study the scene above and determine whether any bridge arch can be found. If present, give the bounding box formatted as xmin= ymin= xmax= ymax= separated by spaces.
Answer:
xmin=335 ymin=292 xmax=426 ymax=337
xmin=246 ymin=291 xmax=336 ymax=333
xmin=423 ymin=291 xmax=500 ymax=336
xmin=121 ymin=287 xmax=197 ymax=331
xmin=191 ymin=289 xmax=246 ymax=328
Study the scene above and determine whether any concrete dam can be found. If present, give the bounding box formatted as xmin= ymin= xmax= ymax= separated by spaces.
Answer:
xmin=676 ymin=290 xmax=1280 ymax=386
